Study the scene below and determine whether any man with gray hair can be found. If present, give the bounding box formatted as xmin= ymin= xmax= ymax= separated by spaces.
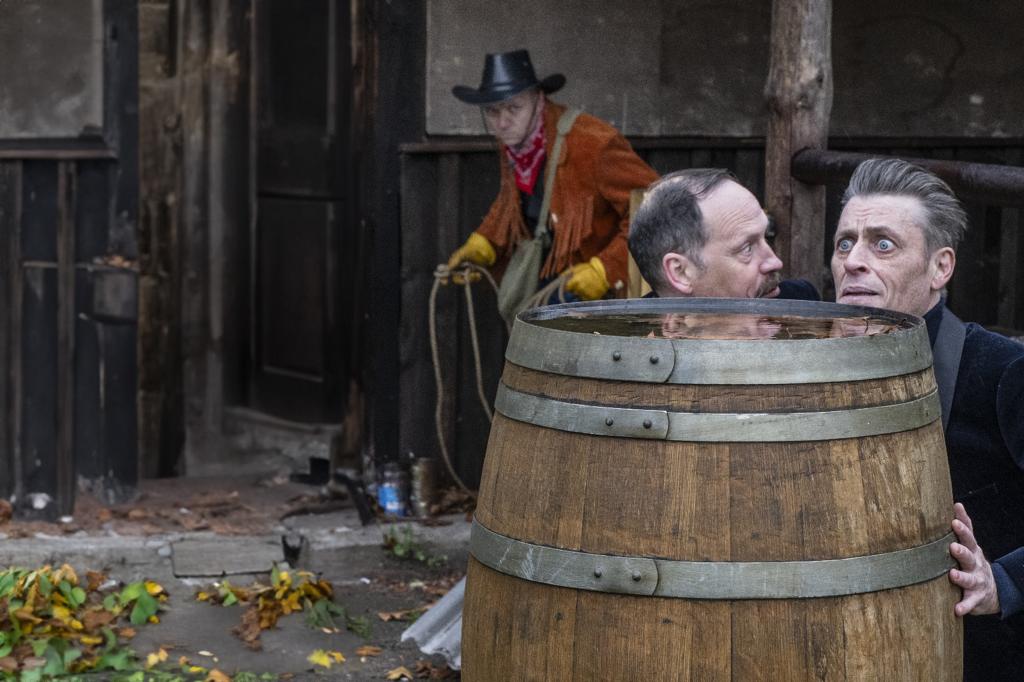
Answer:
xmin=629 ymin=169 xmax=817 ymax=300
xmin=832 ymin=157 xmax=1024 ymax=680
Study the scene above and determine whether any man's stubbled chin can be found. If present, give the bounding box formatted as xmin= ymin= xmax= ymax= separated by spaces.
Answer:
xmin=755 ymin=273 xmax=782 ymax=298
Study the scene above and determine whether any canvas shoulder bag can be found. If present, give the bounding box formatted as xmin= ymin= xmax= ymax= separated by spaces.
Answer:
xmin=496 ymin=108 xmax=582 ymax=324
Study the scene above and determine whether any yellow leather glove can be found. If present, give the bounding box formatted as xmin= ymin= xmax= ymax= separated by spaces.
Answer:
xmin=447 ymin=232 xmax=496 ymax=269
xmin=565 ymin=257 xmax=610 ymax=301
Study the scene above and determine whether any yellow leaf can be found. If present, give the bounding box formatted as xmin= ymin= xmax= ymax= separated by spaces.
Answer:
xmin=189 ymin=665 xmax=207 ymax=674
xmin=149 ymin=615 xmax=160 ymax=624
xmin=386 ymin=666 xmax=414 ymax=680
xmin=145 ymin=581 xmax=165 ymax=596
xmin=52 ymin=605 xmax=72 ymax=622
xmin=79 ymin=635 xmax=103 ymax=646
xmin=301 ymin=583 xmax=324 ymax=600
xmin=283 ymin=591 xmax=302 ymax=614
xmin=206 ymin=670 xmax=231 ymax=682
xmin=14 ymin=607 xmax=42 ymax=624
xmin=328 ymin=651 xmax=345 ymax=663
xmin=55 ymin=564 xmax=79 ymax=585
xmin=196 ymin=592 xmax=211 ymax=602
xmin=307 ymin=649 xmax=335 ymax=669
xmin=70 ymin=618 xmax=84 ymax=630
xmin=146 ymin=648 xmax=169 ymax=669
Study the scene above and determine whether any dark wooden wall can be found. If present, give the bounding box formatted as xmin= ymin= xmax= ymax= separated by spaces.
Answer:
xmin=399 ymin=138 xmax=1024 ymax=489
xmin=0 ymin=0 xmax=139 ymax=516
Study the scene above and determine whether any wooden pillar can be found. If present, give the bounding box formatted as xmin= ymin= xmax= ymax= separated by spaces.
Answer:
xmin=764 ymin=0 xmax=833 ymax=291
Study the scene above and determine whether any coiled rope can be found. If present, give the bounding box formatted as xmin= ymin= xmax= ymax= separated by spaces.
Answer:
xmin=428 ymin=264 xmax=569 ymax=497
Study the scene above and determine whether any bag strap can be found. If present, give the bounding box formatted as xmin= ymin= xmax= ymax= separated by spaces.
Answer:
xmin=934 ymin=305 xmax=966 ymax=429
xmin=534 ymin=108 xmax=582 ymax=240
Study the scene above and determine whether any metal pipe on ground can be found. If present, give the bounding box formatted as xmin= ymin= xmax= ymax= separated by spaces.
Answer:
xmin=791 ymin=148 xmax=1024 ymax=208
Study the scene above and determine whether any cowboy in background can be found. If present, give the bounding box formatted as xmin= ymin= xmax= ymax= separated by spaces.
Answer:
xmin=446 ymin=49 xmax=658 ymax=320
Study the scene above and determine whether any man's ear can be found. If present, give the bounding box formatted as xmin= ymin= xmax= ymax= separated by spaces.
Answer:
xmin=662 ymin=252 xmax=696 ymax=296
xmin=930 ymin=247 xmax=956 ymax=292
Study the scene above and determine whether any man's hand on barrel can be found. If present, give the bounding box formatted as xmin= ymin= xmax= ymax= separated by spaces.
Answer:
xmin=447 ymin=232 xmax=496 ymax=269
xmin=565 ymin=257 xmax=610 ymax=301
xmin=948 ymin=502 xmax=1000 ymax=616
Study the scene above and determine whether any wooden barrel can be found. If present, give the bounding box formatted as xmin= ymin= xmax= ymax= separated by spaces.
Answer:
xmin=463 ymin=298 xmax=961 ymax=681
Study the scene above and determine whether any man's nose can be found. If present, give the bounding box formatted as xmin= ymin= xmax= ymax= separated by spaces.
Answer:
xmin=760 ymin=244 xmax=783 ymax=273
xmin=843 ymin=242 xmax=869 ymax=272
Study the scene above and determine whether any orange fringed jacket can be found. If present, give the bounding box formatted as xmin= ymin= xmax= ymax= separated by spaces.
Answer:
xmin=474 ymin=101 xmax=659 ymax=293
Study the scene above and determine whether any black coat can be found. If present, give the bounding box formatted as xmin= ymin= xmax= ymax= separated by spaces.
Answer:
xmin=926 ymin=303 xmax=1024 ymax=681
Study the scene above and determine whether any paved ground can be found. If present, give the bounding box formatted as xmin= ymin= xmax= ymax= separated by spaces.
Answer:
xmin=0 ymin=477 xmax=470 ymax=680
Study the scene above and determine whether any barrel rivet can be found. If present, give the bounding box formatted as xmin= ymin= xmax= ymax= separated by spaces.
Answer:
xmin=643 ymin=419 xmax=653 ymax=429
xmin=649 ymin=355 xmax=659 ymax=364
xmin=605 ymin=417 xmax=614 ymax=427
xmin=612 ymin=351 xmax=622 ymax=361
xmin=632 ymin=571 xmax=642 ymax=582
xmin=594 ymin=568 xmax=603 ymax=578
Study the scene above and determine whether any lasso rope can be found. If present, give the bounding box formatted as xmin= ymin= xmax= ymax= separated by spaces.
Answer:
xmin=428 ymin=264 xmax=569 ymax=497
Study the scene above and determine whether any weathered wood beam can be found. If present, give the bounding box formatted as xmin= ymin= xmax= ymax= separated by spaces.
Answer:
xmin=764 ymin=0 xmax=833 ymax=290
xmin=791 ymin=148 xmax=1024 ymax=208
xmin=56 ymin=162 xmax=76 ymax=515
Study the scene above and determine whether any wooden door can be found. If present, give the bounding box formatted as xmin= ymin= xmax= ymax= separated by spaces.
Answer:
xmin=251 ymin=0 xmax=353 ymax=423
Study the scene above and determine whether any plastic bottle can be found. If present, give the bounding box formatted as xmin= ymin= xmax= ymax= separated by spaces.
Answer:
xmin=378 ymin=462 xmax=409 ymax=516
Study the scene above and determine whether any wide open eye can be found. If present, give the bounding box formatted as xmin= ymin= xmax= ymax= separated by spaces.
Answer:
xmin=877 ymin=238 xmax=895 ymax=252
xmin=836 ymin=238 xmax=854 ymax=253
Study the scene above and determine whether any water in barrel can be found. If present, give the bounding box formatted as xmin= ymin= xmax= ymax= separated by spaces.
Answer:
xmin=463 ymin=297 xmax=960 ymax=681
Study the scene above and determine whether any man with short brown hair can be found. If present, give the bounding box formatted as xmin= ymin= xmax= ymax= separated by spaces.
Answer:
xmin=629 ymin=168 xmax=818 ymax=300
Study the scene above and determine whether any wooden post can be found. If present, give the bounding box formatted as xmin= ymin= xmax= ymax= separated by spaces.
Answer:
xmin=764 ymin=0 xmax=833 ymax=291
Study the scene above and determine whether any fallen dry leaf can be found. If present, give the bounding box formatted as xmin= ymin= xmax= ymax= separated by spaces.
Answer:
xmin=177 ymin=514 xmax=210 ymax=531
xmin=415 ymin=659 xmax=459 ymax=679
xmin=146 ymin=648 xmax=169 ymax=669
xmin=207 ymin=670 xmax=231 ymax=682
xmin=377 ymin=608 xmax=422 ymax=622
xmin=386 ymin=666 xmax=414 ymax=681
xmin=355 ymin=645 xmax=382 ymax=657
xmin=307 ymin=649 xmax=345 ymax=669
xmin=86 ymin=570 xmax=107 ymax=592
xmin=0 ymin=499 xmax=12 ymax=524
xmin=233 ymin=605 xmax=263 ymax=650
xmin=82 ymin=608 xmax=117 ymax=630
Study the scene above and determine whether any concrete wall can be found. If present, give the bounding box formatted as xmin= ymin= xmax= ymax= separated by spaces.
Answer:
xmin=0 ymin=0 xmax=104 ymax=138
xmin=427 ymin=0 xmax=1024 ymax=138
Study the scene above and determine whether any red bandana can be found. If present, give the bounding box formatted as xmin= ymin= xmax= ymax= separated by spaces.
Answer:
xmin=504 ymin=99 xmax=546 ymax=195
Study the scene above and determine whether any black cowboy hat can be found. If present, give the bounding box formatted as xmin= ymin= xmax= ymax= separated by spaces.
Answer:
xmin=452 ymin=49 xmax=565 ymax=105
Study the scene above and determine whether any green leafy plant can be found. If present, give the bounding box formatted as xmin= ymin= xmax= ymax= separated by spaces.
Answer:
xmin=0 ymin=565 xmax=166 ymax=679
xmin=382 ymin=526 xmax=447 ymax=568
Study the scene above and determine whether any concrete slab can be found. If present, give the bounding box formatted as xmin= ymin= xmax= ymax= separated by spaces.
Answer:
xmin=171 ymin=536 xmax=285 ymax=577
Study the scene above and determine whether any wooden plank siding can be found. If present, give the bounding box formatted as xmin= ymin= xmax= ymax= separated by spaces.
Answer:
xmin=0 ymin=0 xmax=138 ymax=516
xmin=399 ymin=139 xmax=1024 ymax=490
